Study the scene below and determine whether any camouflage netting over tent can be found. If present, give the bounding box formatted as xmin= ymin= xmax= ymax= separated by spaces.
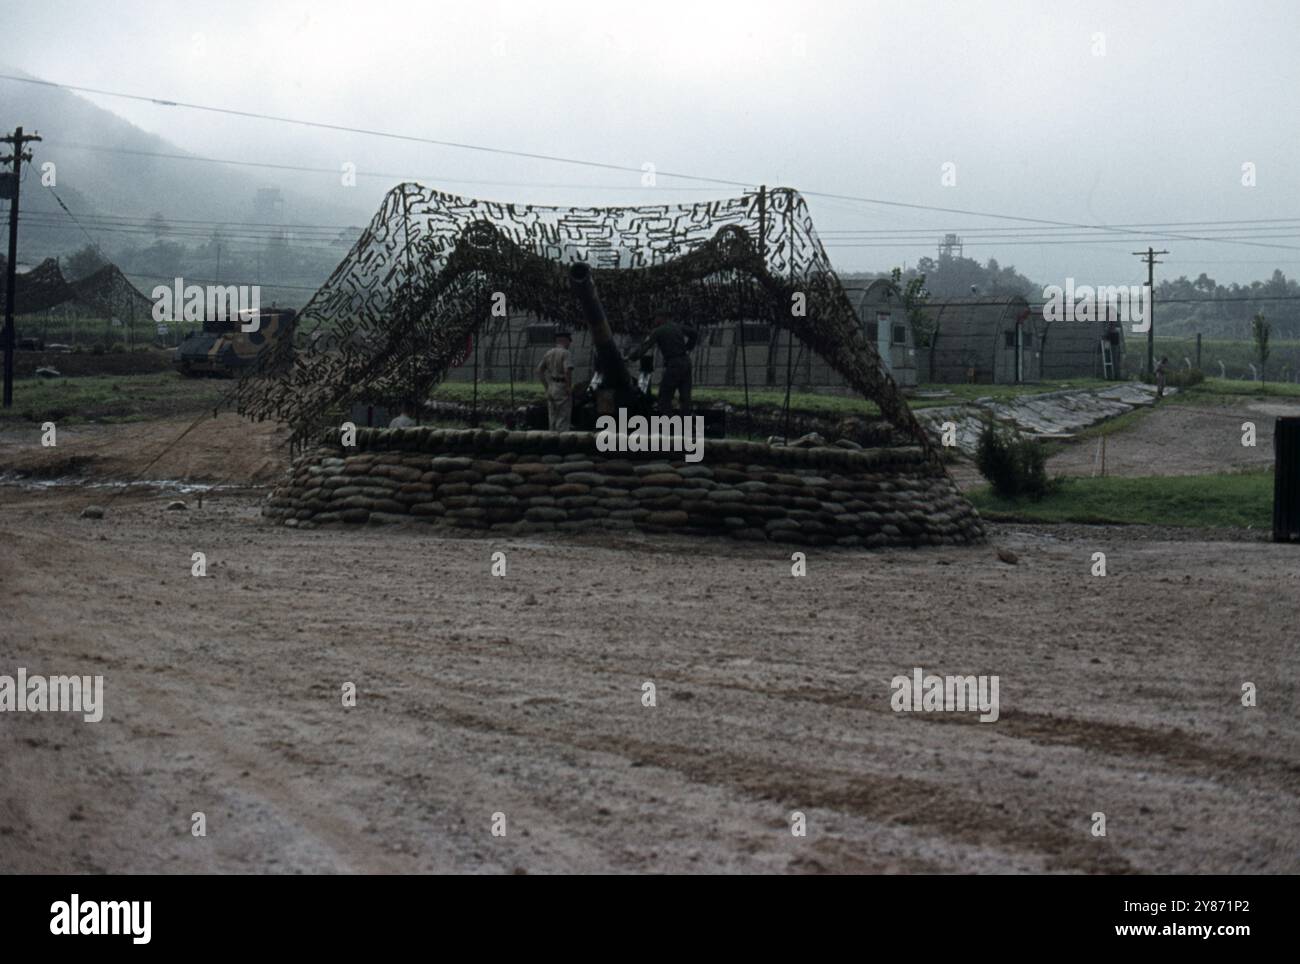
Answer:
xmin=68 ymin=263 xmax=155 ymax=320
xmin=0 ymin=256 xmax=153 ymax=318
xmin=1 ymin=256 xmax=71 ymax=314
xmin=231 ymin=184 xmax=934 ymax=456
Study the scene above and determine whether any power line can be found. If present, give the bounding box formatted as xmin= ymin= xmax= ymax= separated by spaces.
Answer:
xmin=8 ymin=72 xmax=1299 ymax=255
xmin=20 ymin=218 xmax=359 ymax=252
xmin=30 ymin=198 xmax=1300 ymax=245
xmin=823 ymin=236 xmax=1300 ymax=248
xmin=20 ymin=203 xmax=1300 ymax=263
xmin=40 ymin=139 xmax=738 ymax=193
xmin=819 ymin=217 xmax=1300 ymax=235
xmin=0 ymin=73 xmax=749 ymax=189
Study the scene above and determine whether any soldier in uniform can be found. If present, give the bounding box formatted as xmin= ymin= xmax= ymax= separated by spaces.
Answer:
xmin=536 ymin=330 xmax=575 ymax=431
xmin=388 ymin=400 xmax=417 ymax=428
xmin=632 ymin=314 xmax=698 ymax=414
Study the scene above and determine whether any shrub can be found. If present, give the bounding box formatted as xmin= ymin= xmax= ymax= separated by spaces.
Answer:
xmin=975 ymin=420 xmax=1052 ymax=499
xmin=1140 ymin=367 xmax=1204 ymax=388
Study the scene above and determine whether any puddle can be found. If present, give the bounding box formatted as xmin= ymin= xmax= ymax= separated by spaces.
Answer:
xmin=0 ymin=473 xmax=252 ymax=494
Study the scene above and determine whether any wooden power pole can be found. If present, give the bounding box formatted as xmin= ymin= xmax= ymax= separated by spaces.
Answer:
xmin=1133 ymin=246 xmax=1168 ymax=377
xmin=2 ymin=125 xmax=42 ymax=408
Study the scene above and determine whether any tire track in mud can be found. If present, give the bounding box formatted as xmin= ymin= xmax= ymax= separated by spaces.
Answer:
xmin=382 ymin=693 xmax=1136 ymax=874
xmin=4 ymin=489 xmax=1298 ymax=872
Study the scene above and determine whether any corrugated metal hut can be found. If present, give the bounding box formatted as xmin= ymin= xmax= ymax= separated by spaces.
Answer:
xmin=1035 ymin=309 xmax=1124 ymax=380
xmin=841 ymin=279 xmax=918 ymax=388
xmin=914 ymin=295 xmax=1038 ymax=384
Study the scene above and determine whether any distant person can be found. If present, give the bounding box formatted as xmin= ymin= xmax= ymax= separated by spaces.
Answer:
xmin=388 ymin=400 xmax=417 ymax=428
xmin=632 ymin=314 xmax=698 ymax=414
xmin=1155 ymin=356 xmax=1169 ymax=399
xmin=537 ymin=330 xmax=575 ymax=431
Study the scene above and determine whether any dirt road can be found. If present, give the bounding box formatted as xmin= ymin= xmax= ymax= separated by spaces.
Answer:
xmin=1 ymin=485 xmax=1295 ymax=873
xmin=1049 ymin=398 xmax=1300 ymax=478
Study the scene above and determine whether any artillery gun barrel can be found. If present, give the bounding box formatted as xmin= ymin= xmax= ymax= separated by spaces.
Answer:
xmin=569 ymin=262 xmax=632 ymax=394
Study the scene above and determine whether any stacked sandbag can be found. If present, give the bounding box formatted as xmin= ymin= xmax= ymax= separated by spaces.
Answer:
xmin=263 ymin=427 xmax=985 ymax=547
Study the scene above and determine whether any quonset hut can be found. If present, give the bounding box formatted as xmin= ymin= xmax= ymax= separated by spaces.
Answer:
xmin=1034 ymin=307 xmax=1124 ymax=380
xmin=913 ymin=295 xmax=1038 ymax=384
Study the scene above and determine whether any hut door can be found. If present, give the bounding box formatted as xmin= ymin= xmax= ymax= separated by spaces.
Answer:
xmin=876 ymin=312 xmax=892 ymax=370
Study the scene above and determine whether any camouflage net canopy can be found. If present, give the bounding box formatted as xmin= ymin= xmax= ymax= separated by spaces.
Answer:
xmin=232 ymin=184 xmax=932 ymax=454
xmin=0 ymin=256 xmax=152 ymax=319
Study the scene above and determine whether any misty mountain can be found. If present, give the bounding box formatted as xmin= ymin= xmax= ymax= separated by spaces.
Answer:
xmin=1 ymin=68 xmax=371 ymax=302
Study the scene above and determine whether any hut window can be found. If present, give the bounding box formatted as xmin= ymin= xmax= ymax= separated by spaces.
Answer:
xmin=526 ymin=325 xmax=557 ymax=345
xmin=892 ymin=324 xmax=907 ymax=346
xmin=740 ymin=323 xmax=771 ymax=344
xmin=1005 ymin=330 xmax=1017 ymax=348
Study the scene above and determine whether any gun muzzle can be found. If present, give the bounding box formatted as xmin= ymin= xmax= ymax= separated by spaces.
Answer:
xmin=568 ymin=261 xmax=630 ymax=393
xmin=568 ymin=262 xmax=611 ymax=347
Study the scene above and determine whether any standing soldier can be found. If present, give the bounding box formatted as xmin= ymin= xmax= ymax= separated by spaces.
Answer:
xmin=537 ymin=329 xmax=575 ymax=431
xmin=632 ymin=314 xmax=698 ymax=414
xmin=1155 ymin=356 xmax=1169 ymax=400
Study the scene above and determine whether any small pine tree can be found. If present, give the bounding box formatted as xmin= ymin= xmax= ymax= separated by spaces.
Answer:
xmin=1252 ymin=312 xmax=1271 ymax=386
xmin=976 ymin=420 xmax=1052 ymax=499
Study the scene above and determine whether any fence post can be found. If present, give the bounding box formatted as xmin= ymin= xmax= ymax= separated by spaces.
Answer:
xmin=1275 ymin=416 xmax=1300 ymax=542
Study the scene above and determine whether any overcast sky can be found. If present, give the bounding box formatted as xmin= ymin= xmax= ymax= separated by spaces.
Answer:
xmin=3 ymin=0 xmax=1299 ymax=286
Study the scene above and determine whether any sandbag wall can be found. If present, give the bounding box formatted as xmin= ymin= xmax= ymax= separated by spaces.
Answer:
xmin=264 ymin=428 xmax=986 ymax=548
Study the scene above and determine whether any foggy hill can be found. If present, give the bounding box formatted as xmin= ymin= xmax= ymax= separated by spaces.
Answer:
xmin=1 ymin=68 xmax=370 ymax=295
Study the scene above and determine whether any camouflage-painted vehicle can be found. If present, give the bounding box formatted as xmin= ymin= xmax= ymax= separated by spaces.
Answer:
xmin=174 ymin=308 xmax=296 ymax=377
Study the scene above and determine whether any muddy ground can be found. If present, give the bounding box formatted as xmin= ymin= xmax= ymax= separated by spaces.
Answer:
xmin=0 ymin=404 xmax=1297 ymax=874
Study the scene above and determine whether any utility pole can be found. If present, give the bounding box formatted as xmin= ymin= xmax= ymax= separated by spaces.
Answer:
xmin=1133 ymin=246 xmax=1168 ymax=377
xmin=2 ymin=125 xmax=42 ymax=408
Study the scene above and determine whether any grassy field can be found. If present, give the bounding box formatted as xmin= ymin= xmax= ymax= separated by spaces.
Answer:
xmin=0 ymin=374 xmax=226 ymax=426
xmin=7 ymin=365 xmax=1291 ymax=436
xmin=430 ymin=377 xmax=1116 ymax=415
xmin=1140 ymin=336 xmax=1300 ymax=381
xmin=969 ymin=470 xmax=1273 ymax=528
xmin=1172 ymin=377 xmax=1300 ymax=402
xmin=431 ymin=380 xmax=886 ymax=415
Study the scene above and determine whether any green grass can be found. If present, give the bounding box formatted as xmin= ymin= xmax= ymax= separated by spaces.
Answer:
xmin=429 ymin=377 xmax=1119 ymax=416
xmin=432 ymin=380 xmax=887 ymax=416
xmin=0 ymin=373 xmax=225 ymax=425
xmin=969 ymin=471 xmax=1273 ymax=528
xmin=1176 ymin=377 xmax=1300 ymax=401
xmin=1143 ymin=336 xmax=1300 ymax=380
